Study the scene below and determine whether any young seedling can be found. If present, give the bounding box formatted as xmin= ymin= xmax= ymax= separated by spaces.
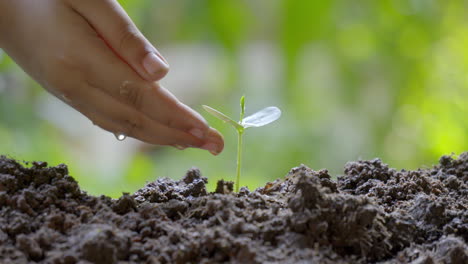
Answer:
xmin=203 ymin=96 xmax=281 ymax=192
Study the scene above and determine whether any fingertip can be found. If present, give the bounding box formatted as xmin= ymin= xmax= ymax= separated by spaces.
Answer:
xmin=208 ymin=127 xmax=224 ymax=145
xmin=200 ymin=127 xmax=224 ymax=155
xmin=185 ymin=116 xmax=210 ymax=140
xmin=201 ymin=143 xmax=221 ymax=156
xmin=189 ymin=128 xmax=205 ymax=140
xmin=142 ymin=52 xmax=169 ymax=81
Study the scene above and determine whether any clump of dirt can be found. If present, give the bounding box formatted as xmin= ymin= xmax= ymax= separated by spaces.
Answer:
xmin=0 ymin=153 xmax=467 ymax=263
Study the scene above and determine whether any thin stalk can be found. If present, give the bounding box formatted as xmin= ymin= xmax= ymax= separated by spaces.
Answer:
xmin=236 ymin=130 xmax=243 ymax=192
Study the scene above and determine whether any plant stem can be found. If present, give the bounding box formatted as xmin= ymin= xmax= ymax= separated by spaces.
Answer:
xmin=236 ymin=130 xmax=243 ymax=192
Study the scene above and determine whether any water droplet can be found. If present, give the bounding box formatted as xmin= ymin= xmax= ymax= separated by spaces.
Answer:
xmin=114 ymin=132 xmax=127 ymax=141
xmin=61 ymin=94 xmax=72 ymax=103
xmin=119 ymin=81 xmax=131 ymax=95
xmin=173 ymin=145 xmax=186 ymax=150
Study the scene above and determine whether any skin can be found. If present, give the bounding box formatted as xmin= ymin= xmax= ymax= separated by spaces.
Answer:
xmin=0 ymin=0 xmax=224 ymax=155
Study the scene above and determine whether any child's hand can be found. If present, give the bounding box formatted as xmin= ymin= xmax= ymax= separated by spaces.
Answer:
xmin=0 ymin=0 xmax=224 ymax=155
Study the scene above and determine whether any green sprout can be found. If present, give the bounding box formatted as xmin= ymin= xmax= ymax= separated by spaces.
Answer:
xmin=203 ymin=96 xmax=281 ymax=192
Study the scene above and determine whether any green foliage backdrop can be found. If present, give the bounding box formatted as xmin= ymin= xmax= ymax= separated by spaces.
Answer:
xmin=1 ymin=0 xmax=467 ymax=197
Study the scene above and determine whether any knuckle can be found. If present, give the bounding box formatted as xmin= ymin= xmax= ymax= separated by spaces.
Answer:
xmin=117 ymin=25 xmax=143 ymax=52
xmin=42 ymin=54 xmax=88 ymax=102
xmin=120 ymin=84 xmax=145 ymax=110
xmin=122 ymin=115 xmax=144 ymax=138
xmin=43 ymin=54 xmax=78 ymax=86
xmin=165 ymin=117 xmax=176 ymax=128
xmin=53 ymin=54 xmax=81 ymax=72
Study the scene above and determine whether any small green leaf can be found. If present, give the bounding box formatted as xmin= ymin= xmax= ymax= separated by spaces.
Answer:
xmin=202 ymin=105 xmax=244 ymax=130
xmin=241 ymin=106 xmax=281 ymax=128
xmin=202 ymin=96 xmax=282 ymax=193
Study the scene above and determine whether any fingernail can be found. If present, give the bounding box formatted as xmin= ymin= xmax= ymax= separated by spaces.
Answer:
xmin=201 ymin=143 xmax=220 ymax=155
xmin=189 ymin=128 xmax=205 ymax=140
xmin=143 ymin=53 xmax=169 ymax=76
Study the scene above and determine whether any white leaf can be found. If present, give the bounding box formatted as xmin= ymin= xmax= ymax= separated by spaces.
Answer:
xmin=241 ymin=106 xmax=281 ymax=128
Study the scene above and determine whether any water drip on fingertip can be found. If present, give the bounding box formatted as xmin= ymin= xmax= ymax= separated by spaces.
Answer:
xmin=173 ymin=145 xmax=187 ymax=150
xmin=61 ymin=94 xmax=72 ymax=103
xmin=114 ymin=132 xmax=127 ymax=141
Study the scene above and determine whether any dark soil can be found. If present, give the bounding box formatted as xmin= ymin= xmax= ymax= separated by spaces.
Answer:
xmin=0 ymin=153 xmax=467 ymax=264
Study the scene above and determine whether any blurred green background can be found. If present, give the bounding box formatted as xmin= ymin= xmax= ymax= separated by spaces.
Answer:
xmin=1 ymin=0 xmax=467 ymax=197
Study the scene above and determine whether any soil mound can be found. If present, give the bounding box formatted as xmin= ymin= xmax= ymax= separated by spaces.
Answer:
xmin=0 ymin=153 xmax=467 ymax=263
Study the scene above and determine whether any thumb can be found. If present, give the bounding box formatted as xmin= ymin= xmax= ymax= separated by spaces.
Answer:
xmin=70 ymin=0 xmax=169 ymax=82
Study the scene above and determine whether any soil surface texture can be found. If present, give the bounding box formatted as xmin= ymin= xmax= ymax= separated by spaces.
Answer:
xmin=0 ymin=153 xmax=467 ymax=263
